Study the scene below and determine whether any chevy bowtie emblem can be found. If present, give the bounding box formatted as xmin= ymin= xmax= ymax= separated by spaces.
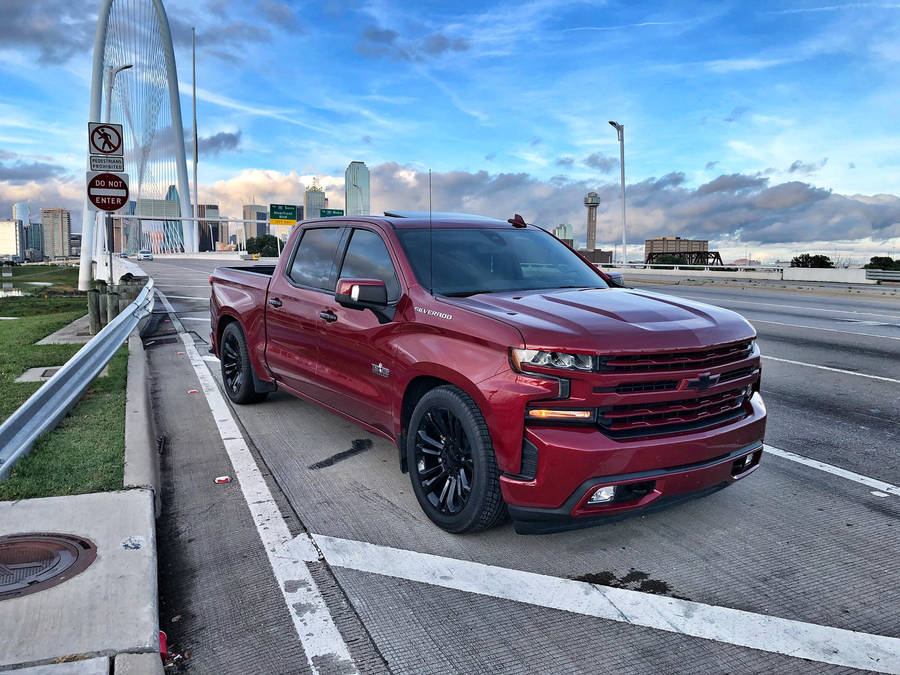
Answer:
xmin=686 ymin=372 xmax=720 ymax=391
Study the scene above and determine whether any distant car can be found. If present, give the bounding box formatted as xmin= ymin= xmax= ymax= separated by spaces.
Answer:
xmin=136 ymin=250 xmax=153 ymax=261
xmin=119 ymin=252 xmax=129 ymax=258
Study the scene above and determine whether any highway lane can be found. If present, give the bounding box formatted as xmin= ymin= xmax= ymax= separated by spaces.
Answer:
xmin=142 ymin=258 xmax=900 ymax=673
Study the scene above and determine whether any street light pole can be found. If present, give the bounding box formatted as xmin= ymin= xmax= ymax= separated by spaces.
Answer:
xmin=609 ymin=121 xmax=626 ymax=265
xmin=97 ymin=63 xmax=132 ymax=273
xmin=192 ymin=27 xmax=199 ymax=253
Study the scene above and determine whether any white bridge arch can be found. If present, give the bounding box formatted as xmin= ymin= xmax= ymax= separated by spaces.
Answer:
xmin=79 ymin=0 xmax=195 ymax=289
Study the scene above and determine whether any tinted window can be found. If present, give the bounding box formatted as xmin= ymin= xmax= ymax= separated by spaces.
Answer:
xmin=395 ymin=228 xmax=608 ymax=296
xmin=338 ymin=229 xmax=401 ymax=301
xmin=288 ymin=227 xmax=342 ymax=289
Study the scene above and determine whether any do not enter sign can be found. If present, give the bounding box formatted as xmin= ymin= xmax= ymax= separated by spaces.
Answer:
xmin=86 ymin=171 xmax=129 ymax=211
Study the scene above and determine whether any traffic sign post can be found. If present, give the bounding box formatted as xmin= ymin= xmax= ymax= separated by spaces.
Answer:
xmin=270 ymin=204 xmax=297 ymax=226
xmin=86 ymin=171 xmax=129 ymax=212
xmin=320 ymin=209 xmax=344 ymax=218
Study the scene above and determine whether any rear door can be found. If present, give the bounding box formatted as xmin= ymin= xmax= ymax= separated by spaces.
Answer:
xmin=315 ymin=226 xmax=403 ymax=435
xmin=265 ymin=226 xmax=344 ymax=397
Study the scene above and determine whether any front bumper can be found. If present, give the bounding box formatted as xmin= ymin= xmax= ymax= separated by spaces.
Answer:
xmin=500 ymin=393 xmax=766 ymax=533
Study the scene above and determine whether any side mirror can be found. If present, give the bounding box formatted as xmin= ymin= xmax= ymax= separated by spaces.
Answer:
xmin=606 ymin=271 xmax=624 ymax=287
xmin=335 ymin=278 xmax=388 ymax=310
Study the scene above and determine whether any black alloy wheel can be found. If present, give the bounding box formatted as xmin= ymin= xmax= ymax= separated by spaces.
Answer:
xmin=415 ymin=406 xmax=474 ymax=515
xmin=407 ymin=386 xmax=506 ymax=533
xmin=220 ymin=322 xmax=267 ymax=404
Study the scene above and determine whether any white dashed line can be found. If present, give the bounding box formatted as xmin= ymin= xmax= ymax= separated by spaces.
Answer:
xmin=161 ymin=294 xmax=208 ymax=300
xmin=313 ymin=534 xmax=900 ymax=673
xmin=751 ymin=319 xmax=900 ymax=340
xmin=664 ymin=295 xmax=900 ymax=320
xmin=765 ymin=444 xmax=900 ymax=496
xmin=761 ymin=355 xmax=900 ymax=384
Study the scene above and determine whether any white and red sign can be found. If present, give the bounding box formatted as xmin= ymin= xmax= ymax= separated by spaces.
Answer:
xmin=88 ymin=122 xmax=124 ymax=156
xmin=86 ymin=171 xmax=129 ymax=211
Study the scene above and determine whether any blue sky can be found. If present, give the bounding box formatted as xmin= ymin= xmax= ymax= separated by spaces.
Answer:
xmin=2 ymin=0 xmax=900 ymax=261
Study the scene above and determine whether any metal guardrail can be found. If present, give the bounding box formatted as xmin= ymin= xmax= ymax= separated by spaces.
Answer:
xmin=0 ymin=278 xmax=155 ymax=480
xmin=866 ymin=269 xmax=900 ymax=281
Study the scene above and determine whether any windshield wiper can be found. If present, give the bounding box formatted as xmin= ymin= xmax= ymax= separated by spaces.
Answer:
xmin=441 ymin=290 xmax=495 ymax=297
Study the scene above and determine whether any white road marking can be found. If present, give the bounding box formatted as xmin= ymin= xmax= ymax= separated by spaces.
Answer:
xmin=664 ymin=294 xmax=900 ymax=320
xmin=180 ymin=316 xmax=211 ymax=322
xmin=161 ymin=294 xmax=208 ymax=300
xmin=202 ymin=355 xmax=219 ymax=363
xmin=765 ymin=444 xmax=900 ymax=497
xmin=751 ymin=319 xmax=900 ymax=341
xmin=178 ymin=333 xmax=358 ymax=673
xmin=872 ymin=491 xmax=889 ymax=497
xmin=313 ymin=534 xmax=900 ymax=674
xmin=761 ymin=355 xmax=900 ymax=384
xmin=154 ymin=290 xmax=183 ymax=332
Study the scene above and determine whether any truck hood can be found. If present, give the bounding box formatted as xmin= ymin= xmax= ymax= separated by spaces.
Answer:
xmin=443 ymin=287 xmax=755 ymax=352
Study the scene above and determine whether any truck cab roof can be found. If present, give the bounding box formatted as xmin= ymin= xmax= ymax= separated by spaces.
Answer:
xmin=300 ymin=212 xmax=530 ymax=230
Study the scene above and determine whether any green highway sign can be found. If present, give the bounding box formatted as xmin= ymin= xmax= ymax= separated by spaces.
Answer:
xmin=270 ymin=204 xmax=297 ymax=225
xmin=320 ymin=209 xmax=344 ymax=218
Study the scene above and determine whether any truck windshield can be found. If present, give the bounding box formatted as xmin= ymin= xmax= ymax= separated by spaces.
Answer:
xmin=395 ymin=228 xmax=608 ymax=296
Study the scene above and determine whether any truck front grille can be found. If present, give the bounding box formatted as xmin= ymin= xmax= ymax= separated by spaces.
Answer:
xmin=597 ymin=340 xmax=753 ymax=373
xmin=592 ymin=340 xmax=757 ymax=439
xmin=598 ymin=387 xmax=748 ymax=439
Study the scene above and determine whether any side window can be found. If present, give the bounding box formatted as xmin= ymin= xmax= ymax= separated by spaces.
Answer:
xmin=338 ymin=229 xmax=401 ymax=302
xmin=288 ymin=228 xmax=342 ymax=290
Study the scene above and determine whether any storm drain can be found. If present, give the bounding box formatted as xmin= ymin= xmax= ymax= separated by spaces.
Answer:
xmin=0 ymin=533 xmax=97 ymax=601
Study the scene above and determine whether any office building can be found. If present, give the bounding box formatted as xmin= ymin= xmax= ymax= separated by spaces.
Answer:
xmin=135 ymin=192 xmax=182 ymax=253
xmin=198 ymin=204 xmax=221 ymax=251
xmin=344 ymin=161 xmax=370 ymax=216
xmin=242 ymin=204 xmax=268 ymax=239
xmin=644 ymin=236 xmax=708 ymax=262
xmin=24 ymin=222 xmax=43 ymax=258
xmin=13 ymin=202 xmax=30 ymax=229
xmin=552 ymin=223 xmax=574 ymax=248
xmin=41 ymin=208 xmax=71 ymax=258
xmin=578 ymin=248 xmax=613 ymax=264
xmin=305 ymin=180 xmax=326 ymax=220
xmin=69 ymin=232 xmax=81 ymax=257
xmin=0 ymin=219 xmax=25 ymax=260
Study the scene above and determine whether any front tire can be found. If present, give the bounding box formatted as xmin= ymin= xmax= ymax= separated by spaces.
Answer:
xmin=220 ymin=322 xmax=268 ymax=404
xmin=406 ymin=386 xmax=506 ymax=533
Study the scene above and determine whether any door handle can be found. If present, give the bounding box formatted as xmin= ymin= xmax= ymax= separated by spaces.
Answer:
xmin=269 ymin=298 xmax=283 ymax=308
xmin=319 ymin=310 xmax=338 ymax=323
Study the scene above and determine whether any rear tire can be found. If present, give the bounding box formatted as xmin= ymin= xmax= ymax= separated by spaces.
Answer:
xmin=406 ymin=385 xmax=506 ymax=533
xmin=220 ymin=322 xmax=268 ymax=404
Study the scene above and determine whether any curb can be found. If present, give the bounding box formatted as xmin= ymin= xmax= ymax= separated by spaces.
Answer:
xmin=124 ymin=333 xmax=161 ymax=517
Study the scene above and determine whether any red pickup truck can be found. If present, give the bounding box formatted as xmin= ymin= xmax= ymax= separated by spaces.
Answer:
xmin=210 ymin=212 xmax=766 ymax=534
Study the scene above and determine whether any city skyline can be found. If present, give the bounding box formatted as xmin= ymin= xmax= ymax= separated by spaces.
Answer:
xmin=1 ymin=1 xmax=899 ymax=262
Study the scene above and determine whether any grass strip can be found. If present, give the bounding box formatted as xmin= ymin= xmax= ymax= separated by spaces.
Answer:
xmin=0 ymin=346 xmax=127 ymax=499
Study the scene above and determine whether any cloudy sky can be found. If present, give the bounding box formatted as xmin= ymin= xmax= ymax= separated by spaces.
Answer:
xmin=2 ymin=0 xmax=900 ymax=262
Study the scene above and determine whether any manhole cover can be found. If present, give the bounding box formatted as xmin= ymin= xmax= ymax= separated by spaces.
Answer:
xmin=0 ymin=533 xmax=97 ymax=601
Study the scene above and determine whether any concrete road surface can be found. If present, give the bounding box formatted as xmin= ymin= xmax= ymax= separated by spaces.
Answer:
xmin=141 ymin=258 xmax=900 ymax=674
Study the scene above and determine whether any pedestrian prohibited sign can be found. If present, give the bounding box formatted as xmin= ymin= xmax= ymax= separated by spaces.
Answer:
xmin=88 ymin=122 xmax=124 ymax=156
xmin=86 ymin=171 xmax=129 ymax=211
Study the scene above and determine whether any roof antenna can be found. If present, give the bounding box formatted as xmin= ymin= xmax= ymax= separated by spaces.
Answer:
xmin=508 ymin=213 xmax=527 ymax=228
xmin=428 ymin=169 xmax=433 ymax=295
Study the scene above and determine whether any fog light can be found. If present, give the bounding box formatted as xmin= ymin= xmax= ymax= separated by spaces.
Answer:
xmin=742 ymin=453 xmax=754 ymax=468
xmin=588 ymin=485 xmax=616 ymax=505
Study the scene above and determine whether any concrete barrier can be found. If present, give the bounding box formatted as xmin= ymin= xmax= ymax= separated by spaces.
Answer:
xmin=782 ymin=267 xmax=876 ymax=284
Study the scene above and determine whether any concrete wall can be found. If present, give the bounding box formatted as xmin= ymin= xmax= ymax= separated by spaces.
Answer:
xmin=609 ymin=267 xmax=783 ymax=281
xmin=782 ymin=267 xmax=875 ymax=284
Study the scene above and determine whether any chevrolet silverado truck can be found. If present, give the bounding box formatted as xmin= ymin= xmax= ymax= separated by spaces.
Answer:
xmin=209 ymin=212 xmax=766 ymax=534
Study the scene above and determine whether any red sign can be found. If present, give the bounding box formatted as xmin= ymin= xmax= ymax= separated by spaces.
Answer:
xmin=87 ymin=172 xmax=129 ymax=211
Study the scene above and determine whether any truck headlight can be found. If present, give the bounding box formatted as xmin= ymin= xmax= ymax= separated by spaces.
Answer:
xmin=511 ymin=348 xmax=594 ymax=372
